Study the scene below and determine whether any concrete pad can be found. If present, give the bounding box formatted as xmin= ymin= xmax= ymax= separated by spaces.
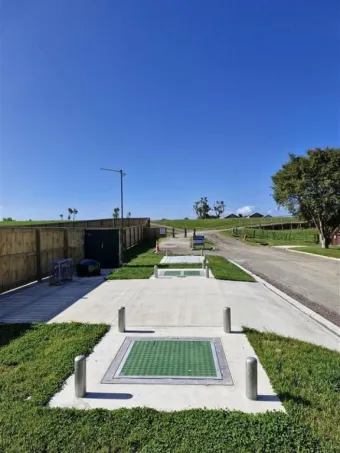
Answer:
xmin=50 ymin=279 xmax=339 ymax=351
xmin=48 ymin=326 xmax=284 ymax=413
xmin=160 ymin=256 xmax=204 ymax=264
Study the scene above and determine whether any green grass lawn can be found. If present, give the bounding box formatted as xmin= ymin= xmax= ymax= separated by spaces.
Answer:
xmin=222 ymin=228 xmax=319 ymax=247
xmin=107 ymin=240 xmax=253 ymax=282
xmin=153 ymin=217 xmax=300 ymax=230
xmin=208 ymin=256 xmax=255 ymax=282
xmin=292 ymin=246 xmax=340 ymax=259
xmin=0 ymin=323 xmax=339 ymax=452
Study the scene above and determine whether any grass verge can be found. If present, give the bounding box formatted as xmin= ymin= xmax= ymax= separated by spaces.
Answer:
xmin=208 ymin=256 xmax=255 ymax=282
xmin=0 ymin=324 xmax=339 ymax=452
xmin=291 ymin=246 xmax=340 ymax=259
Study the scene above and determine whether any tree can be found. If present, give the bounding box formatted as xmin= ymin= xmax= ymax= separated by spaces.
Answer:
xmin=238 ymin=214 xmax=243 ymax=218
xmin=193 ymin=197 xmax=211 ymax=219
xmin=272 ymin=148 xmax=340 ymax=248
xmin=59 ymin=214 xmax=63 ymax=220
xmin=2 ymin=217 xmax=14 ymax=221
xmin=126 ymin=212 xmax=131 ymax=218
xmin=68 ymin=208 xmax=78 ymax=221
xmin=113 ymin=207 xmax=120 ymax=219
xmin=213 ymin=201 xmax=226 ymax=219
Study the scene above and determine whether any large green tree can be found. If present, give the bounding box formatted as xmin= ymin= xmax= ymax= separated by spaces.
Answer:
xmin=213 ymin=200 xmax=226 ymax=218
xmin=272 ymin=148 xmax=340 ymax=248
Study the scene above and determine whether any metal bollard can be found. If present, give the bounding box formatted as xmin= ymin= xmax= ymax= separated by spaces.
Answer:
xmin=245 ymin=357 xmax=258 ymax=400
xmin=74 ymin=355 xmax=86 ymax=397
xmin=223 ymin=307 xmax=231 ymax=333
xmin=184 ymin=228 xmax=187 ymax=238
xmin=172 ymin=228 xmax=175 ymax=238
xmin=201 ymin=248 xmax=204 ymax=256
xmin=202 ymin=257 xmax=206 ymax=269
xmin=205 ymin=266 xmax=209 ymax=278
xmin=118 ymin=306 xmax=126 ymax=332
xmin=154 ymin=265 xmax=158 ymax=278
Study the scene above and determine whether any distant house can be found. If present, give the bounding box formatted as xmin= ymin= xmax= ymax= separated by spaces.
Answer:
xmin=248 ymin=212 xmax=264 ymax=218
xmin=225 ymin=213 xmax=238 ymax=219
xmin=263 ymin=214 xmax=272 ymax=218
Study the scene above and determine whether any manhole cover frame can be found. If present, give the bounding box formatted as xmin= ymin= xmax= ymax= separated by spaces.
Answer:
xmin=101 ymin=337 xmax=233 ymax=385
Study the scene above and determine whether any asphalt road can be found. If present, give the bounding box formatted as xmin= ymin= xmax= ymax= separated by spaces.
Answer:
xmin=208 ymin=233 xmax=340 ymax=327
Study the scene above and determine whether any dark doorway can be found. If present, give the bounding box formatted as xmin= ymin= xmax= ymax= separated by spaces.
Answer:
xmin=84 ymin=229 xmax=120 ymax=268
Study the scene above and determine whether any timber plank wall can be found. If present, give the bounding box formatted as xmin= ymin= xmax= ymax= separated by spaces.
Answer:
xmin=0 ymin=224 xmax=146 ymax=294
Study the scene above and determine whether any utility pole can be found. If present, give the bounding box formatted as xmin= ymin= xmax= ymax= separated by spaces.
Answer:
xmin=100 ymin=167 xmax=126 ymax=265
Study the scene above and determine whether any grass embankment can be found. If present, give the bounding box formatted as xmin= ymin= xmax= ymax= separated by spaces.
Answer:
xmin=223 ymin=228 xmax=318 ymax=247
xmin=153 ymin=217 xmax=299 ymax=230
xmin=0 ymin=220 xmax=63 ymax=226
xmin=107 ymin=240 xmax=252 ymax=282
xmin=0 ymin=323 xmax=339 ymax=452
xmin=292 ymin=246 xmax=340 ymax=259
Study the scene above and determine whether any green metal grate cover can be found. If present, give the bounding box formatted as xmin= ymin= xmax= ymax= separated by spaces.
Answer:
xmin=163 ymin=270 xmax=182 ymax=277
xmin=183 ymin=270 xmax=202 ymax=276
xmin=119 ymin=340 xmax=217 ymax=377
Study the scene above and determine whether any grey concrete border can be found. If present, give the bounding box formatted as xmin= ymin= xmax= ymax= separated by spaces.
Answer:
xmin=101 ymin=337 xmax=233 ymax=385
xmin=229 ymin=260 xmax=340 ymax=338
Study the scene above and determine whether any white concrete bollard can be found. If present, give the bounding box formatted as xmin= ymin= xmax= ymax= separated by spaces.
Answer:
xmin=245 ymin=357 xmax=258 ymax=400
xmin=74 ymin=355 xmax=86 ymax=397
xmin=154 ymin=265 xmax=158 ymax=278
xmin=223 ymin=307 xmax=231 ymax=333
xmin=205 ymin=266 xmax=209 ymax=278
xmin=118 ymin=306 xmax=126 ymax=332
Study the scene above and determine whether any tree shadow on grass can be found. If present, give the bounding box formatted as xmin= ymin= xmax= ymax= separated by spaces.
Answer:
xmin=0 ymin=323 xmax=33 ymax=348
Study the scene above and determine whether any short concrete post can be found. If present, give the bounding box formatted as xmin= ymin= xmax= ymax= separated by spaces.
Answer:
xmin=201 ymin=248 xmax=204 ymax=256
xmin=184 ymin=228 xmax=187 ymax=238
xmin=223 ymin=307 xmax=231 ymax=333
xmin=205 ymin=266 xmax=209 ymax=278
xmin=118 ymin=306 xmax=126 ymax=332
xmin=202 ymin=257 xmax=206 ymax=269
xmin=172 ymin=228 xmax=175 ymax=238
xmin=245 ymin=357 xmax=258 ymax=400
xmin=74 ymin=355 xmax=86 ymax=397
xmin=154 ymin=265 xmax=158 ymax=278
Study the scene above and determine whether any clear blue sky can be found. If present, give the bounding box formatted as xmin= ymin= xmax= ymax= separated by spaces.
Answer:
xmin=1 ymin=0 xmax=339 ymax=220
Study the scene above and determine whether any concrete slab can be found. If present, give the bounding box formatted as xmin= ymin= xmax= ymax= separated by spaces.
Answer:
xmin=160 ymin=256 xmax=204 ymax=264
xmin=0 ymin=271 xmax=111 ymax=323
xmin=50 ymin=279 xmax=339 ymax=351
xmin=48 ymin=326 xmax=284 ymax=413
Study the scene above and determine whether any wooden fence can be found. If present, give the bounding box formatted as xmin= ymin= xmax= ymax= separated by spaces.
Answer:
xmin=0 ymin=225 xmax=145 ymax=294
xmin=0 ymin=217 xmax=150 ymax=229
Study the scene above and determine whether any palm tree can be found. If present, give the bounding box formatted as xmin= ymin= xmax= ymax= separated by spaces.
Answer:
xmin=127 ymin=212 xmax=131 ymax=218
xmin=68 ymin=208 xmax=78 ymax=221
xmin=59 ymin=214 xmax=64 ymax=220
xmin=113 ymin=207 xmax=120 ymax=219
xmin=68 ymin=208 xmax=73 ymax=220
xmin=73 ymin=209 xmax=78 ymax=221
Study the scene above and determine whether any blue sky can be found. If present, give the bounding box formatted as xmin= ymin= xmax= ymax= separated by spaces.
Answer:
xmin=1 ymin=0 xmax=339 ymax=220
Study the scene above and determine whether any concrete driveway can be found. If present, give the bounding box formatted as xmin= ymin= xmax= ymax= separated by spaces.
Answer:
xmin=208 ymin=233 xmax=340 ymax=326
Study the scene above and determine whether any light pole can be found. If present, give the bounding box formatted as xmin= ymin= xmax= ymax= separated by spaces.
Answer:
xmin=100 ymin=167 xmax=126 ymax=265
